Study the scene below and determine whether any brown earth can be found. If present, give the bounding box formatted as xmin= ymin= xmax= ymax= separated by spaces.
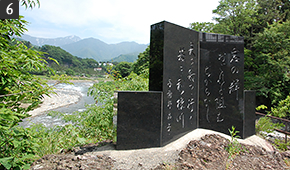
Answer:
xmin=30 ymin=134 xmax=290 ymax=170
xmin=156 ymin=134 xmax=290 ymax=169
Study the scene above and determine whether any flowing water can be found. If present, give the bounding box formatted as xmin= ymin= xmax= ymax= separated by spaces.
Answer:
xmin=19 ymin=82 xmax=96 ymax=128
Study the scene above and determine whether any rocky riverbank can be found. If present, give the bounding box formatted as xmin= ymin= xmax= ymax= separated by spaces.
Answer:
xmin=27 ymin=80 xmax=99 ymax=117
xmin=27 ymin=89 xmax=82 ymax=117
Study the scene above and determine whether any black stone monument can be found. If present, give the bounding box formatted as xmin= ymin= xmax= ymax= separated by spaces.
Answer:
xmin=116 ymin=21 xmax=255 ymax=150
xmin=198 ymin=31 xmax=245 ymax=137
xmin=150 ymin=21 xmax=199 ymax=145
xmin=117 ymin=91 xmax=163 ymax=150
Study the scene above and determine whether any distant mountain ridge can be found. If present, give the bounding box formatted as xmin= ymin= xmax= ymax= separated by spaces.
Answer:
xmin=60 ymin=38 xmax=147 ymax=61
xmin=20 ymin=34 xmax=81 ymax=47
xmin=110 ymin=53 xmax=140 ymax=63
xmin=20 ymin=35 xmax=147 ymax=62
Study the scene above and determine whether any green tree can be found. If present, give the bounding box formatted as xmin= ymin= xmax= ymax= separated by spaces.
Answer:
xmin=114 ymin=62 xmax=132 ymax=78
xmin=246 ymin=21 xmax=290 ymax=105
xmin=271 ymin=95 xmax=290 ymax=118
xmin=189 ymin=22 xmax=215 ymax=32
xmin=212 ymin=0 xmax=259 ymax=48
xmin=281 ymin=0 xmax=290 ymax=21
xmin=132 ymin=46 xmax=150 ymax=75
xmin=0 ymin=22 xmax=53 ymax=116
xmin=65 ymin=68 xmax=75 ymax=76
xmin=257 ymin=0 xmax=290 ymax=24
xmin=0 ymin=1 xmax=56 ymax=169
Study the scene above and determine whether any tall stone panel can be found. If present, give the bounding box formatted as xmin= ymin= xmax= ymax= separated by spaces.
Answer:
xmin=150 ymin=21 xmax=199 ymax=145
xmin=198 ymin=33 xmax=245 ymax=137
xmin=150 ymin=21 xmax=246 ymax=140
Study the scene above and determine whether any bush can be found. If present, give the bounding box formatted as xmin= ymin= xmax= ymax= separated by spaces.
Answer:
xmin=114 ymin=62 xmax=133 ymax=78
xmin=41 ymin=71 xmax=149 ymax=155
xmin=271 ymin=95 xmax=290 ymax=118
xmin=255 ymin=116 xmax=284 ymax=137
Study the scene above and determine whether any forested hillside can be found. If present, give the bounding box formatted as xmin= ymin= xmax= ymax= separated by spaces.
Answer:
xmin=20 ymin=43 xmax=104 ymax=77
xmin=40 ymin=45 xmax=106 ymax=76
xmin=110 ymin=52 xmax=139 ymax=62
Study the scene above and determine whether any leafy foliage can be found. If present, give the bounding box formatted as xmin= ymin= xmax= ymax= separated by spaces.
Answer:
xmin=271 ymin=95 xmax=290 ymax=118
xmin=114 ymin=62 xmax=133 ymax=78
xmin=274 ymin=139 xmax=290 ymax=151
xmin=0 ymin=1 xmax=62 ymax=169
xmin=255 ymin=105 xmax=285 ymax=137
xmin=0 ymin=19 xmax=54 ymax=116
xmin=225 ymin=126 xmax=245 ymax=160
xmin=212 ymin=0 xmax=258 ymax=36
xmin=0 ymin=125 xmax=38 ymax=170
xmin=247 ymin=21 xmax=290 ymax=105
xmin=0 ymin=17 xmax=53 ymax=129
xmin=132 ymin=46 xmax=150 ymax=75
xmin=189 ymin=22 xmax=215 ymax=32
xmin=20 ymin=0 xmax=40 ymax=9
xmin=256 ymin=104 xmax=268 ymax=111
xmin=255 ymin=116 xmax=284 ymax=136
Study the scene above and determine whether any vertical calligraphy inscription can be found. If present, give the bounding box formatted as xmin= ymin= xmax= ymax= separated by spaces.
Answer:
xmin=166 ymin=79 xmax=173 ymax=134
xmin=177 ymin=48 xmax=185 ymax=62
xmin=204 ymin=66 xmax=211 ymax=122
xmin=199 ymin=33 xmax=244 ymax=137
xmin=160 ymin=22 xmax=199 ymax=144
xmin=201 ymin=46 xmax=243 ymax=124
xmin=187 ymin=42 xmax=197 ymax=124
xmin=176 ymin=46 xmax=185 ymax=129
xmin=229 ymin=48 xmax=240 ymax=101
xmin=188 ymin=69 xmax=195 ymax=91
xmin=189 ymin=42 xmax=195 ymax=66
xmin=215 ymin=52 xmax=226 ymax=123
xmin=172 ymin=41 xmax=197 ymax=129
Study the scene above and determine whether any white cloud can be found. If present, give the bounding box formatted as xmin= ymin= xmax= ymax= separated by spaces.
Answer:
xmin=20 ymin=0 xmax=220 ymax=44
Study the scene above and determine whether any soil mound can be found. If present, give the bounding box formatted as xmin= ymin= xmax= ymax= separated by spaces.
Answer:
xmin=31 ymin=134 xmax=290 ymax=170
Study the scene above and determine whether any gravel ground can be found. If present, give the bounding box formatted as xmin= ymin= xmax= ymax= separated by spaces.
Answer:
xmin=30 ymin=129 xmax=290 ymax=170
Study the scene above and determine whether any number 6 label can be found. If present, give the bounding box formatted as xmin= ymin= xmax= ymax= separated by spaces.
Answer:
xmin=0 ymin=0 xmax=19 ymax=19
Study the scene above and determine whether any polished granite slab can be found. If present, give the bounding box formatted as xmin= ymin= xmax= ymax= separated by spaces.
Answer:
xmin=198 ymin=31 xmax=245 ymax=137
xmin=116 ymin=91 xmax=163 ymax=150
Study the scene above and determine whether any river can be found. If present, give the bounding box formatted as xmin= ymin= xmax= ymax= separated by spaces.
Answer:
xmin=19 ymin=82 xmax=96 ymax=128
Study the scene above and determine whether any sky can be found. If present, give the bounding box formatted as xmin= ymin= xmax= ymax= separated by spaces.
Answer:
xmin=19 ymin=0 xmax=220 ymax=44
